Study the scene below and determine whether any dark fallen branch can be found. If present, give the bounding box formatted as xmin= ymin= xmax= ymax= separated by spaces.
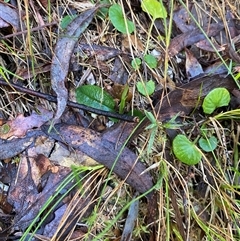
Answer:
xmin=0 ymin=79 xmax=138 ymax=123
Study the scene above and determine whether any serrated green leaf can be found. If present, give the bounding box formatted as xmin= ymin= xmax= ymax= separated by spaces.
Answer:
xmin=202 ymin=88 xmax=230 ymax=114
xmin=173 ymin=134 xmax=202 ymax=165
xmin=131 ymin=58 xmax=141 ymax=70
xmin=109 ymin=4 xmax=135 ymax=34
xmin=199 ymin=136 xmax=218 ymax=152
xmin=137 ymin=80 xmax=155 ymax=96
xmin=144 ymin=54 xmax=158 ymax=68
xmin=76 ymin=85 xmax=115 ymax=112
xmin=141 ymin=0 xmax=167 ymax=19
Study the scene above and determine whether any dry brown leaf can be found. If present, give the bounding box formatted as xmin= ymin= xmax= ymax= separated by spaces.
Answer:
xmin=51 ymin=6 xmax=100 ymax=122
xmin=185 ymin=48 xmax=203 ymax=78
xmin=168 ymin=23 xmax=224 ymax=57
xmin=0 ymin=2 xmax=20 ymax=31
xmin=0 ymin=107 xmax=53 ymax=139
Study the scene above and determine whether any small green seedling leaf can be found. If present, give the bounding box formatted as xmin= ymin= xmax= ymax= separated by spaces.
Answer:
xmin=137 ymin=80 xmax=155 ymax=96
xmin=199 ymin=136 xmax=218 ymax=152
xmin=144 ymin=110 xmax=157 ymax=125
xmin=109 ymin=4 xmax=135 ymax=34
xmin=76 ymin=85 xmax=115 ymax=112
xmin=144 ymin=111 xmax=158 ymax=155
xmin=130 ymin=109 xmax=145 ymax=120
xmin=131 ymin=58 xmax=141 ymax=70
xmin=202 ymin=88 xmax=230 ymax=114
xmin=60 ymin=14 xmax=78 ymax=29
xmin=97 ymin=0 xmax=110 ymax=19
xmin=144 ymin=54 xmax=158 ymax=69
xmin=0 ymin=123 xmax=10 ymax=134
xmin=119 ymin=85 xmax=129 ymax=114
xmin=141 ymin=0 xmax=167 ymax=19
xmin=163 ymin=113 xmax=182 ymax=129
xmin=173 ymin=134 xmax=202 ymax=165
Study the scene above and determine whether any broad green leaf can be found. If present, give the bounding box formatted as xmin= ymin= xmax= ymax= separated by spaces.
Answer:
xmin=202 ymin=88 xmax=230 ymax=114
xmin=109 ymin=4 xmax=135 ymax=34
xmin=60 ymin=15 xmax=77 ymax=29
xmin=141 ymin=0 xmax=167 ymax=19
xmin=131 ymin=58 xmax=141 ymax=70
xmin=173 ymin=134 xmax=202 ymax=165
xmin=137 ymin=80 xmax=155 ymax=96
xmin=199 ymin=136 xmax=218 ymax=152
xmin=144 ymin=54 xmax=158 ymax=69
xmin=76 ymin=85 xmax=115 ymax=112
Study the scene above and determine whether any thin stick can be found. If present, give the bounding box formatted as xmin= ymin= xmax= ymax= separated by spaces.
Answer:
xmin=0 ymin=22 xmax=57 ymax=40
xmin=0 ymin=79 xmax=139 ymax=123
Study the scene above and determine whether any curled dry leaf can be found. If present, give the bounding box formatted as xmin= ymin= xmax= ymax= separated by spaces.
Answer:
xmin=51 ymin=6 xmax=100 ymax=122
xmin=41 ymin=123 xmax=153 ymax=194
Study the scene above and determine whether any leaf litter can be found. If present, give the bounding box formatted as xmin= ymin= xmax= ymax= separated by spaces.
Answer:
xmin=51 ymin=6 xmax=100 ymax=122
xmin=0 ymin=0 xmax=240 ymax=240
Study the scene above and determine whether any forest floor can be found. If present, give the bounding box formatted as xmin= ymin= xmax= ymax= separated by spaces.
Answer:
xmin=0 ymin=0 xmax=240 ymax=240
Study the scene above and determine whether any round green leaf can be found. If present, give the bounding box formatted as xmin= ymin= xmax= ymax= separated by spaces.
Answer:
xmin=137 ymin=80 xmax=155 ymax=96
xmin=109 ymin=4 xmax=135 ymax=34
xmin=76 ymin=85 xmax=115 ymax=112
xmin=141 ymin=0 xmax=167 ymax=19
xmin=173 ymin=134 xmax=202 ymax=165
xmin=202 ymin=88 xmax=230 ymax=114
xmin=0 ymin=123 xmax=10 ymax=134
xmin=131 ymin=58 xmax=141 ymax=70
xmin=144 ymin=54 xmax=158 ymax=69
xmin=199 ymin=136 xmax=218 ymax=152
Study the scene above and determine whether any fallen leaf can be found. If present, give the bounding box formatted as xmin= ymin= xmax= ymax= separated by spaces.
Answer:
xmin=0 ymin=2 xmax=20 ymax=31
xmin=51 ymin=6 xmax=100 ymax=122
xmin=76 ymin=43 xmax=123 ymax=61
xmin=173 ymin=4 xmax=196 ymax=33
xmin=108 ymin=57 xmax=129 ymax=85
xmin=195 ymin=39 xmax=225 ymax=52
xmin=185 ymin=48 xmax=203 ymax=78
xmin=7 ymin=154 xmax=95 ymax=238
xmin=168 ymin=23 xmax=224 ymax=57
xmin=14 ymin=63 xmax=51 ymax=81
xmin=0 ymin=107 xmax=53 ymax=139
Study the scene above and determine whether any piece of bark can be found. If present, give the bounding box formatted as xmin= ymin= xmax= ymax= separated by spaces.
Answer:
xmin=0 ymin=130 xmax=44 ymax=160
xmin=41 ymin=124 xmax=153 ymax=194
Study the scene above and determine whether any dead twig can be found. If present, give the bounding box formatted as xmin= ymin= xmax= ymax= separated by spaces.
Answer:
xmin=0 ymin=79 xmax=139 ymax=123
